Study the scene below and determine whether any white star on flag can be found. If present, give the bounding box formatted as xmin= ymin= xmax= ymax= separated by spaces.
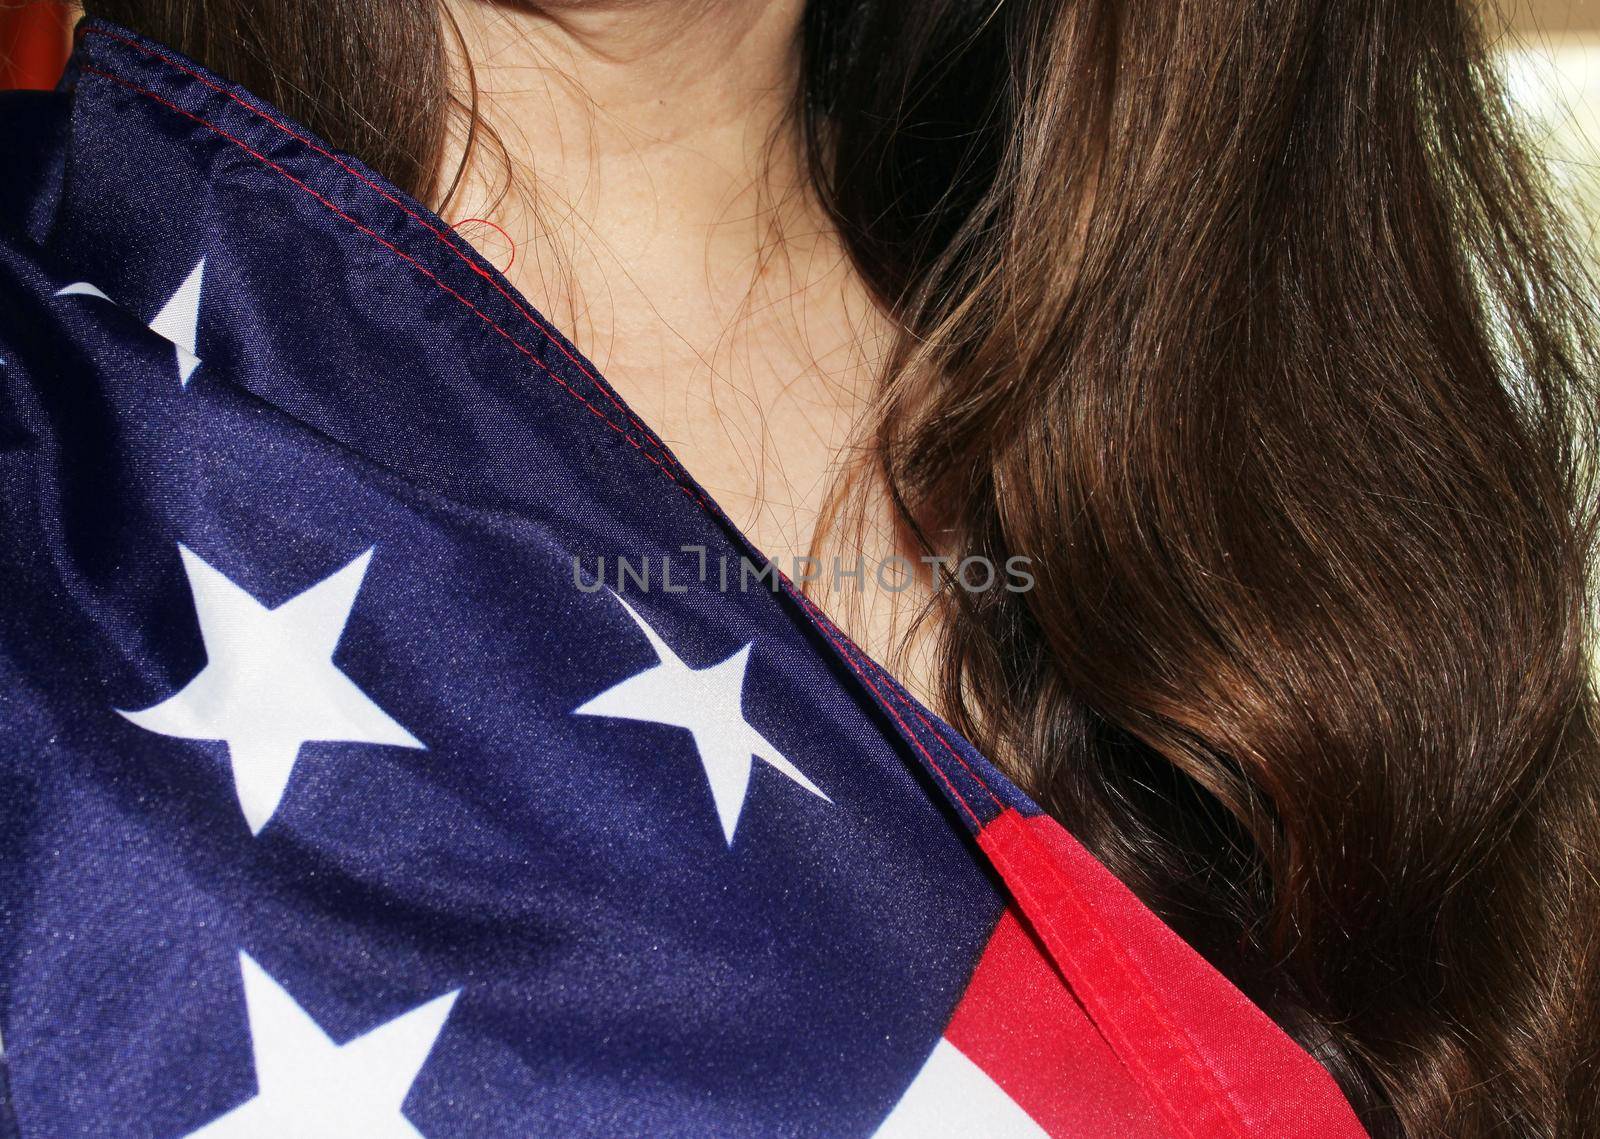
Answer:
xmin=574 ymin=593 xmax=829 ymax=845
xmin=57 ymin=256 xmax=206 ymax=384
xmin=118 ymin=545 xmax=424 ymax=835
xmin=873 ymin=1039 xmax=1048 ymax=1137
xmin=186 ymin=952 xmax=457 ymax=1138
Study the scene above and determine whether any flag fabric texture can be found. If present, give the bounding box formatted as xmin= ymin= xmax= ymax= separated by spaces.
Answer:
xmin=0 ymin=21 xmax=1370 ymax=1139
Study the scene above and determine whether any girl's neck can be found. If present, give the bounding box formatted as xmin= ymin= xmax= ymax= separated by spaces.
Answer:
xmin=440 ymin=1 xmax=937 ymax=709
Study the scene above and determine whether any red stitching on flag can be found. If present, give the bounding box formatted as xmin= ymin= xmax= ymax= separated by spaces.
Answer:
xmin=763 ymin=583 xmax=982 ymax=829
xmin=808 ymin=617 xmax=984 ymax=831
xmin=78 ymin=65 xmax=710 ymax=510
xmin=800 ymin=595 xmax=1260 ymax=1139
xmin=75 ymin=47 xmax=1312 ymax=1138
xmin=796 ymin=603 xmax=1260 ymax=1134
xmin=980 ymin=813 xmax=1253 ymax=1139
xmin=77 ymin=46 xmax=997 ymax=842
xmin=81 ymin=24 xmax=683 ymax=481
xmin=780 ymin=586 xmax=1261 ymax=1137
xmin=787 ymin=587 xmax=1005 ymax=814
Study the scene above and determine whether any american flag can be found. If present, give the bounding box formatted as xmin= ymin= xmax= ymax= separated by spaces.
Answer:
xmin=0 ymin=20 xmax=1368 ymax=1138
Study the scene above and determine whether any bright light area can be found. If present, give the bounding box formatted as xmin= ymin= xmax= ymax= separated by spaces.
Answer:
xmin=1500 ymin=34 xmax=1600 ymax=263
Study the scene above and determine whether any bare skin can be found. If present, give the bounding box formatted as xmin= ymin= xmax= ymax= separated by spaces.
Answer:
xmin=442 ymin=0 xmax=944 ymax=707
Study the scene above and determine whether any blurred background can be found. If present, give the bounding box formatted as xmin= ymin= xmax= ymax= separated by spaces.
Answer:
xmin=1504 ymin=1 xmax=1600 ymax=264
xmin=1 ymin=1 xmax=1597 ymax=260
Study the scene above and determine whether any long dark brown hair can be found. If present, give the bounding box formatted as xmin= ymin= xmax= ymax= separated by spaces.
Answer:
xmin=83 ymin=1 xmax=1600 ymax=1134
